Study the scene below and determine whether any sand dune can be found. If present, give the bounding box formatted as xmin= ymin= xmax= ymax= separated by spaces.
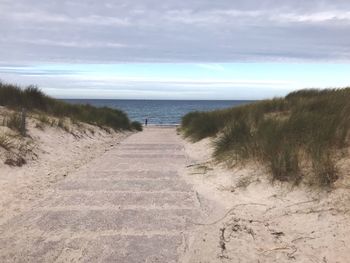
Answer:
xmin=1 ymin=123 xmax=349 ymax=262
xmin=182 ymin=138 xmax=350 ymax=262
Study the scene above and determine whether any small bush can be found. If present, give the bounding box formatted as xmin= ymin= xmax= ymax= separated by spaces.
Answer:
xmin=131 ymin=121 xmax=143 ymax=131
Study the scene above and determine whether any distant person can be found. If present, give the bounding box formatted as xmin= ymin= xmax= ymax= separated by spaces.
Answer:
xmin=145 ymin=118 xmax=148 ymax=126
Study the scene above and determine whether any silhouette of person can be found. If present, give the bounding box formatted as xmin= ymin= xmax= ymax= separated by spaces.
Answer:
xmin=145 ymin=118 xmax=148 ymax=126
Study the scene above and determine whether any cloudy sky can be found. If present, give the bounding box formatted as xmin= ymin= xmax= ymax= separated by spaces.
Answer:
xmin=1 ymin=0 xmax=350 ymax=99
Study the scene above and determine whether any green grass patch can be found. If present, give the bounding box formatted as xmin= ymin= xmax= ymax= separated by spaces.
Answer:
xmin=182 ymin=88 xmax=350 ymax=186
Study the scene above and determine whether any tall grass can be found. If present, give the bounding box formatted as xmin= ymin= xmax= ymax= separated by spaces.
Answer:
xmin=182 ymin=88 xmax=350 ymax=186
xmin=0 ymin=81 xmax=142 ymax=131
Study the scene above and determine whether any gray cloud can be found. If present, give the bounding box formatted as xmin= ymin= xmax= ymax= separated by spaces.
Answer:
xmin=1 ymin=0 xmax=350 ymax=63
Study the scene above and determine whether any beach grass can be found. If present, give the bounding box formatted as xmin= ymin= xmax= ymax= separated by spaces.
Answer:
xmin=0 ymin=133 xmax=13 ymax=151
xmin=0 ymin=81 xmax=142 ymax=131
xmin=181 ymin=88 xmax=350 ymax=186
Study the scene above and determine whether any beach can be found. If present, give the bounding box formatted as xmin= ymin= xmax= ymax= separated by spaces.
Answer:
xmin=1 ymin=123 xmax=350 ymax=262
xmin=2 ymin=0 xmax=350 ymax=261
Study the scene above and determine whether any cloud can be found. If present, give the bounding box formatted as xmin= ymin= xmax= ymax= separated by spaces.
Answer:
xmin=275 ymin=11 xmax=350 ymax=23
xmin=0 ymin=0 xmax=350 ymax=63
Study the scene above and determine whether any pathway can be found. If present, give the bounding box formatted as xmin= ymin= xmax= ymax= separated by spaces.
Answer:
xmin=0 ymin=127 xmax=199 ymax=262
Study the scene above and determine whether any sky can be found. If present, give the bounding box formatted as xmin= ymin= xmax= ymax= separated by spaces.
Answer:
xmin=0 ymin=0 xmax=350 ymax=99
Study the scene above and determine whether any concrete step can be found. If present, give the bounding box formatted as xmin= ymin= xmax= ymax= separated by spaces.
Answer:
xmin=40 ymin=191 xmax=197 ymax=208
xmin=118 ymin=144 xmax=183 ymax=150
xmin=74 ymin=170 xmax=180 ymax=180
xmin=107 ymin=154 xmax=186 ymax=159
xmin=57 ymin=179 xmax=193 ymax=192
xmin=5 ymin=209 xmax=197 ymax=233
xmin=94 ymin=160 xmax=185 ymax=170
xmin=0 ymin=234 xmax=183 ymax=263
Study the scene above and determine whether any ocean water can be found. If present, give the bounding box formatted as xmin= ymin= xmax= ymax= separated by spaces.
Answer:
xmin=64 ymin=99 xmax=254 ymax=125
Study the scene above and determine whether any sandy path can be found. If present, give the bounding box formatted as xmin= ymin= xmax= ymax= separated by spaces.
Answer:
xmin=0 ymin=127 xmax=200 ymax=262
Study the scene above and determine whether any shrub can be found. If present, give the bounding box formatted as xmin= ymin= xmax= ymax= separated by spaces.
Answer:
xmin=131 ymin=121 xmax=143 ymax=131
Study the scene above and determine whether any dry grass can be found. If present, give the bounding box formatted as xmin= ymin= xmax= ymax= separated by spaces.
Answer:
xmin=0 ymin=133 xmax=13 ymax=150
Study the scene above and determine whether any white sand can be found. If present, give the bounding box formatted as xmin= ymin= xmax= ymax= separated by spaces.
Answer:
xmin=181 ymin=137 xmax=350 ymax=262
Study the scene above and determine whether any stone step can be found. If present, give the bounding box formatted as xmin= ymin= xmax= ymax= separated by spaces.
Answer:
xmin=57 ymin=179 xmax=193 ymax=192
xmin=6 ymin=209 xmax=197 ymax=233
xmin=40 ymin=191 xmax=197 ymax=208
xmin=89 ymin=163 xmax=182 ymax=171
xmin=76 ymin=234 xmax=184 ymax=263
xmin=115 ymin=148 xmax=183 ymax=152
xmin=74 ymin=170 xmax=179 ymax=180
xmin=0 ymin=234 xmax=183 ymax=263
xmin=118 ymin=144 xmax=183 ymax=150
xmin=107 ymin=154 xmax=186 ymax=159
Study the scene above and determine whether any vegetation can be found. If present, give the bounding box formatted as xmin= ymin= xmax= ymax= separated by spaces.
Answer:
xmin=181 ymin=88 xmax=350 ymax=186
xmin=131 ymin=121 xmax=143 ymax=131
xmin=0 ymin=81 xmax=142 ymax=131
xmin=0 ymin=133 xmax=13 ymax=151
xmin=3 ymin=112 xmax=23 ymax=133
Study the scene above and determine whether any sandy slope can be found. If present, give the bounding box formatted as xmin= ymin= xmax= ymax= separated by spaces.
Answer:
xmin=181 ymin=138 xmax=350 ymax=263
xmin=0 ymin=111 xmax=130 ymax=225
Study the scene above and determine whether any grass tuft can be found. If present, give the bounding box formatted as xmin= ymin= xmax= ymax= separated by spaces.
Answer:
xmin=0 ymin=133 xmax=13 ymax=150
xmin=3 ymin=113 xmax=23 ymax=133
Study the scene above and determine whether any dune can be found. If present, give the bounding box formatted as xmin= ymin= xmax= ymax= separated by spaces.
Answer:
xmin=0 ymin=106 xmax=131 ymax=225
xmin=181 ymin=137 xmax=350 ymax=262
xmin=0 ymin=115 xmax=349 ymax=262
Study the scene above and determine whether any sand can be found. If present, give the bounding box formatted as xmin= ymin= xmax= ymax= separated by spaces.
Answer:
xmin=181 ymin=137 xmax=350 ymax=263
xmin=0 ymin=123 xmax=349 ymax=262
xmin=0 ymin=110 xmax=131 ymax=225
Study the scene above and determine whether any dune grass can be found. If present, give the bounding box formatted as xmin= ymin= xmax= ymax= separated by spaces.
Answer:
xmin=3 ymin=112 xmax=23 ymax=133
xmin=181 ymin=88 xmax=350 ymax=186
xmin=0 ymin=81 xmax=142 ymax=131
xmin=0 ymin=133 xmax=13 ymax=151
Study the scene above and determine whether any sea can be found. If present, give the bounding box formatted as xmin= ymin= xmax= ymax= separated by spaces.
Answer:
xmin=64 ymin=99 xmax=254 ymax=125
